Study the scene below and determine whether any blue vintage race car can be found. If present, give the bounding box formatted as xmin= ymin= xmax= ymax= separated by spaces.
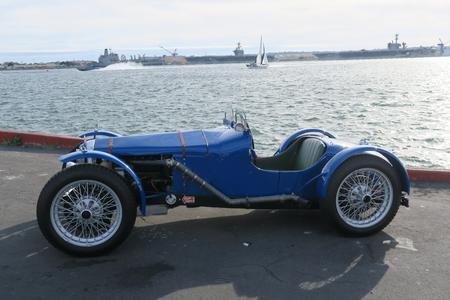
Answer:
xmin=37 ymin=112 xmax=410 ymax=256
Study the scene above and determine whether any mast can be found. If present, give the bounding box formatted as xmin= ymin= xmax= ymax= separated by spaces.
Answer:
xmin=259 ymin=36 xmax=263 ymax=55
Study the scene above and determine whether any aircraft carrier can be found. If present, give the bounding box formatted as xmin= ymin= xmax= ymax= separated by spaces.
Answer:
xmin=138 ymin=42 xmax=274 ymax=66
xmin=138 ymin=35 xmax=450 ymax=67
xmin=311 ymin=34 xmax=445 ymax=61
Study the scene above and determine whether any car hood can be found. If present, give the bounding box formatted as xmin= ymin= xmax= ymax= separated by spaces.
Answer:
xmin=93 ymin=127 xmax=252 ymax=157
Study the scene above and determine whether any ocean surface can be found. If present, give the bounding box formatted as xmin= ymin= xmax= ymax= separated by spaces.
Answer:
xmin=1 ymin=58 xmax=449 ymax=168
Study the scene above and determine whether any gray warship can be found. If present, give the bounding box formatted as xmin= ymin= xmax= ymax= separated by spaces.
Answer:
xmin=77 ymin=49 xmax=120 ymax=71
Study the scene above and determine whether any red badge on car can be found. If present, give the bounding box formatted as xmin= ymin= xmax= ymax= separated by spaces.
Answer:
xmin=182 ymin=195 xmax=195 ymax=204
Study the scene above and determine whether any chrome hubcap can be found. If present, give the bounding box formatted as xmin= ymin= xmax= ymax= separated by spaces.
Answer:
xmin=50 ymin=180 xmax=122 ymax=247
xmin=336 ymin=168 xmax=393 ymax=228
xmin=81 ymin=210 xmax=92 ymax=219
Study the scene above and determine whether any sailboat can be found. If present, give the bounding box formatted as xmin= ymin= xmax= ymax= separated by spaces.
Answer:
xmin=247 ymin=36 xmax=269 ymax=69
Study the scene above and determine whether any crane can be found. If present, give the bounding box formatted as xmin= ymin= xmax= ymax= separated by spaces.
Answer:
xmin=438 ymin=38 xmax=450 ymax=45
xmin=160 ymin=46 xmax=178 ymax=57
xmin=437 ymin=38 xmax=450 ymax=55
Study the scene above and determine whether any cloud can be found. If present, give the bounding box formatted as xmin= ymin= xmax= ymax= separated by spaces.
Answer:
xmin=0 ymin=0 xmax=449 ymax=52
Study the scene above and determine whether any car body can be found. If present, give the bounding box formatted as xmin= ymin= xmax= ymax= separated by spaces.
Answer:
xmin=37 ymin=112 xmax=410 ymax=256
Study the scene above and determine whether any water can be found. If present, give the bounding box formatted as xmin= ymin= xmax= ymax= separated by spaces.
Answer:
xmin=1 ymin=58 xmax=450 ymax=168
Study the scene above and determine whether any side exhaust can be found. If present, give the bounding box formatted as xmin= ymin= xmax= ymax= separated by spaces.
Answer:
xmin=136 ymin=159 xmax=309 ymax=207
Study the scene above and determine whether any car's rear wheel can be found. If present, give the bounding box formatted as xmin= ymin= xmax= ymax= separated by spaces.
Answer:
xmin=37 ymin=164 xmax=136 ymax=256
xmin=323 ymin=155 xmax=401 ymax=236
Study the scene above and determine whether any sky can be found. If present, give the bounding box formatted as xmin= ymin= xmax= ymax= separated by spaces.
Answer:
xmin=1 ymin=0 xmax=450 ymax=61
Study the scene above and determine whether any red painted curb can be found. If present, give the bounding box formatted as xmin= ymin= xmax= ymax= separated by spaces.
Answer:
xmin=0 ymin=129 xmax=82 ymax=149
xmin=407 ymin=168 xmax=450 ymax=184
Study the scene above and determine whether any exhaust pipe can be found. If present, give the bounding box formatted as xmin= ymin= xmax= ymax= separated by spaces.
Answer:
xmin=136 ymin=159 xmax=309 ymax=206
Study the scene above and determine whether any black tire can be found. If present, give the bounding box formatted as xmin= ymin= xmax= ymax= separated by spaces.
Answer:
xmin=323 ymin=155 xmax=401 ymax=236
xmin=37 ymin=164 xmax=137 ymax=256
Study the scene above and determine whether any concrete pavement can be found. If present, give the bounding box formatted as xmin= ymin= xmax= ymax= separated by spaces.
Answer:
xmin=0 ymin=146 xmax=449 ymax=299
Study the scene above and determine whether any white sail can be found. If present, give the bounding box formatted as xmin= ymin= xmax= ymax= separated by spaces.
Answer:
xmin=247 ymin=36 xmax=269 ymax=68
xmin=262 ymin=54 xmax=268 ymax=65
xmin=262 ymin=44 xmax=268 ymax=65
xmin=255 ymin=53 xmax=262 ymax=65
xmin=255 ymin=36 xmax=263 ymax=64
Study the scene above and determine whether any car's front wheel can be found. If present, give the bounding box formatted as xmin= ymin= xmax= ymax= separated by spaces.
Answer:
xmin=37 ymin=164 xmax=137 ymax=256
xmin=323 ymin=155 xmax=401 ymax=236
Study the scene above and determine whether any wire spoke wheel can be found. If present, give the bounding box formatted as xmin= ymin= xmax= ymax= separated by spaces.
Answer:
xmin=50 ymin=180 xmax=123 ymax=247
xmin=336 ymin=168 xmax=393 ymax=228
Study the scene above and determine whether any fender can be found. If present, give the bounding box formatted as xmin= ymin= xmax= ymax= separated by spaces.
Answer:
xmin=317 ymin=146 xmax=410 ymax=199
xmin=59 ymin=150 xmax=147 ymax=215
xmin=79 ymin=130 xmax=122 ymax=138
xmin=276 ymin=128 xmax=336 ymax=154
xmin=376 ymin=148 xmax=410 ymax=194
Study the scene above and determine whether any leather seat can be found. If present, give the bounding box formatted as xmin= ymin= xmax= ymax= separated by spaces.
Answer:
xmin=294 ymin=138 xmax=326 ymax=170
xmin=254 ymin=137 xmax=326 ymax=171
